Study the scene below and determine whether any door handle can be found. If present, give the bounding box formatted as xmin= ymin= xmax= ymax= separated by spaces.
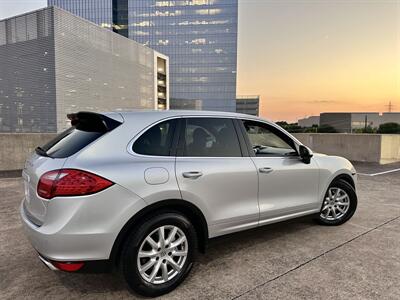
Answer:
xmin=259 ymin=167 xmax=273 ymax=174
xmin=182 ymin=171 xmax=203 ymax=179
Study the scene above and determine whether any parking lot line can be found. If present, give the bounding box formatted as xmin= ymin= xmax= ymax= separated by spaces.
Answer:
xmin=357 ymin=168 xmax=400 ymax=176
xmin=231 ymin=214 xmax=400 ymax=300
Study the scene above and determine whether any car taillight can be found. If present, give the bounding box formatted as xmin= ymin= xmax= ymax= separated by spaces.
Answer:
xmin=37 ymin=169 xmax=113 ymax=199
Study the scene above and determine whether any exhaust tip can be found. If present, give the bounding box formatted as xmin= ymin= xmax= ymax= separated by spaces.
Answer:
xmin=38 ymin=255 xmax=59 ymax=271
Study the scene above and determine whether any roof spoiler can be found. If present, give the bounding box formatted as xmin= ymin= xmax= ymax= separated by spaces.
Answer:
xmin=67 ymin=111 xmax=122 ymax=132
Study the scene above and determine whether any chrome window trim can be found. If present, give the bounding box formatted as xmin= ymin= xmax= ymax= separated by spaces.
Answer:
xmin=127 ymin=114 xmax=303 ymax=160
xmin=127 ymin=114 xmax=245 ymax=159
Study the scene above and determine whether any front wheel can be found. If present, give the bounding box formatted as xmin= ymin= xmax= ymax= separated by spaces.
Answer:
xmin=317 ymin=179 xmax=357 ymax=226
xmin=120 ymin=212 xmax=198 ymax=297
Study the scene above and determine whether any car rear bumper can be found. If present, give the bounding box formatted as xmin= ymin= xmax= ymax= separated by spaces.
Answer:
xmin=37 ymin=254 xmax=113 ymax=273
xmin=20 ymin=201 xmax=116 ymax=261
xmin=20 ymin=184 xmax=147 ymax=262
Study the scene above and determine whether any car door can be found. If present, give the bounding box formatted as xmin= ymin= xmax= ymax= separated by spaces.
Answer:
xmin=239 ymin=119 xmax=320 ymax=225
xmin=175 ymin=117 xmax=259 ymax=238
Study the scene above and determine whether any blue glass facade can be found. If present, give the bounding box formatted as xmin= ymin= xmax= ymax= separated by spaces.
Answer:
xmin=48 ymin=0 xmax=238 ymax=111
xmin=49 ymin=0 xmax=113 ymax=28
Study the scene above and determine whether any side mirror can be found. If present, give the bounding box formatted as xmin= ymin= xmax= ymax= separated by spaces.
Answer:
xmin=299 ymin=145 xmax=313 ymax=164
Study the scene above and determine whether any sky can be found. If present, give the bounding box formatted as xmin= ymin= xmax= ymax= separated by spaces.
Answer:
xmin=237 ymin=0 xmax=400 ymax=121
xmin=1 ymin=0 xmax=399 ymax=122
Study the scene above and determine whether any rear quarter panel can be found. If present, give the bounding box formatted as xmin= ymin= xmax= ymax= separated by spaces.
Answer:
xmin=62 ymin=114 xmax=184 ymax=235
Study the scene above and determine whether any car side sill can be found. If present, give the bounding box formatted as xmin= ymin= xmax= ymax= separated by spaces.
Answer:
xmin=258 ymin=209 xmax=320 ymax=226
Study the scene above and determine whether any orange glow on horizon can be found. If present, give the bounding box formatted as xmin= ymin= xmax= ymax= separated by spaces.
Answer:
xmin=237 ymin=0 xmax=400 ymax=122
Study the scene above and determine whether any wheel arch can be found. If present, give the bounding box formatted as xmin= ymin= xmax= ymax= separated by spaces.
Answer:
xmin=332 ymin=173 xmax=355 ymax=190
xmin=318 ymin=171 xmax=356 ymax=209
xmin=110 ymin=199 xmax=209 ymax=267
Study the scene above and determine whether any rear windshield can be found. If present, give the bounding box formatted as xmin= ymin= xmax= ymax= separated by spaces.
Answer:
xmin=38 ymin=112 xmax=121 ymax=158
xmin=40 ymin=127 xmax=104 ymax=158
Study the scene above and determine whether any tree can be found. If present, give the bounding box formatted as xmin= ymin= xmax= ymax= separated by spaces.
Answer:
xmin=304 ymin=126 xmax=318 ymax=133
xmin=275 ymin=121 xmax=288 ymax=127
xmin=377 ymin=122 xmax=400 ymax=134
xmin=317 ymin=125 xmax=337 ymax=133
xmin=276 ymin=122 xmax=303 ymax=133
xmin=353 ymin=126 xmax=376 ymax=134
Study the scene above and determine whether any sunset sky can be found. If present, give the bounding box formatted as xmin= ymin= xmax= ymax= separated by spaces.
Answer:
xmin=237 ymin=0 xmax=400 ymax=121
xmin=1 ymin=0 xmax=399 ymax=122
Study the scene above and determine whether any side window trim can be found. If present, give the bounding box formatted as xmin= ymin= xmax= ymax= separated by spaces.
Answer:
xmin=176 ymin=117 xmax=244 ymax=158
xmin=169 ymin=118 xmax=182 ymax=156
xmin=233 ymin=119 xmax=250 ymax=157
xmin=176 ymin=118 xmax=186 ymax=157
xmin=237 ymin=118 xmax=256 ymax=157
xmin=239 ymin=119 xmax=299 ymax=158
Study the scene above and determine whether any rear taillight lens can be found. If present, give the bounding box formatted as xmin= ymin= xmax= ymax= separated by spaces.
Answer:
xmin=37 ymin=169 xmax=113 ymax=199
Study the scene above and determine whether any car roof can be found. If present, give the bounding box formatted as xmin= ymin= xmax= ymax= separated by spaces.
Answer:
xmin=100 ymin=110 xmax=302 ymax=147
xmin=114 ymin=109 xmax=263 ymax=121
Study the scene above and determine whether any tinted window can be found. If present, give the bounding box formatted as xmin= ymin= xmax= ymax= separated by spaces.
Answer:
xmin=39 ymin=113 xmax=122 ymax=159
xmin=133 ymin=119 xmax=177 ymax=156
xmin=183 ymin=118 xmax=241 ymax=157
xmin=42 ymin=127 xmax=104 ymax=158
xmin=242 ymin=120 xmax=297 ymax=157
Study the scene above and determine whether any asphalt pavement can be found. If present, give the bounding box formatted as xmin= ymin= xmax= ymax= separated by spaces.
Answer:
xmin=0 ymin=162 xmax=399 ymax=299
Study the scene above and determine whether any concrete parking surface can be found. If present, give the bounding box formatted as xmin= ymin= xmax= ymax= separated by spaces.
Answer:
xmin=1 ymin=163 xmax=399 ymax=299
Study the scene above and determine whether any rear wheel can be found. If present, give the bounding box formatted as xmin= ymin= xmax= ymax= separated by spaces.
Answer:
xmin=121 ymin=212 xmax=197 ymax=297
xmin=317 ymin=179 xmax=357 ymax=225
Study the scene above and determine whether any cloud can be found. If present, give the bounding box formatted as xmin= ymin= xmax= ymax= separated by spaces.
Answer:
xmin=304 ymin=100 xmax=341 ymax=104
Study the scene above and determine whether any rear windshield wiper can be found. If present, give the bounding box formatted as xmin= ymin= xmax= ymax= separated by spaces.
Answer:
xmin=35 ymin=146 xmax=49 ymax=157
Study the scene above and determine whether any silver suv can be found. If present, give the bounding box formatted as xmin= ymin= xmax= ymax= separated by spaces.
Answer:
xmin=21 ymin=111 xmax=358 ymax=296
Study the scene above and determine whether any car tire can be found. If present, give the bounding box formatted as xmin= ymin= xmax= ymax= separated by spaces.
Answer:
xmin=316 ymin=179 xmax=357 ymax=226
xmin=120 ymin=211 xmax=198 ymax=297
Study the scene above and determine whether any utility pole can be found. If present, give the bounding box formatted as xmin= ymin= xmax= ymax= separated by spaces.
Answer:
xmin=364 ymin=114 xmax=368 ymax=133
xmin=386 ymin=101 xmax=394 ymax=112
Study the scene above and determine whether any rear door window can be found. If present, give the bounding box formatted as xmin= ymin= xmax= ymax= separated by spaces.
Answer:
xmin=182 ymin=118 xmax=242 ymax=157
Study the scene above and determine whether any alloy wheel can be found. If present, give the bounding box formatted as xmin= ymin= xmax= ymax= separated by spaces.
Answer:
xmin=320 ymin=187 xmax=350 ymax=221
xmin=137 ymin=225 xmax=188 ymax=284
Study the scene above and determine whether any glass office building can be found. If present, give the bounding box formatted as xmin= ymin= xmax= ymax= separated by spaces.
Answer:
xmin=236 ymin=96 xmax=260 ymax=116
xmin=49 ymin=0 xmax=113 ymax=28
xmin=48 ymin=0 xmax=238 ymax=112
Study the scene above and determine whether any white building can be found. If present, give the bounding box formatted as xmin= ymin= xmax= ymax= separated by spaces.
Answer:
xmin=298 ymin=116 xmax=320 ymax=127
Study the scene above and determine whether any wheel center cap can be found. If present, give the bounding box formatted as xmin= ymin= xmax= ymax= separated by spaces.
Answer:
xmin=160 ymin=250 xmax=167 ymax=257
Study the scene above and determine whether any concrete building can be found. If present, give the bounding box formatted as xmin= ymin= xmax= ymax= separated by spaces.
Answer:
xmin=0 ymin=7 xmax=169 ymax=133
xmin=48 ymin=0 xmax=238 ymax=112
xmin=381 ymin=112 xmax=400 ymax=124
xmin=319 ymin=112 xmax=400 ymax=133
xmin=298 ymin=116 xmax=320 ymax=127
xmin=236 ymin=95 xmax=260 ymax=116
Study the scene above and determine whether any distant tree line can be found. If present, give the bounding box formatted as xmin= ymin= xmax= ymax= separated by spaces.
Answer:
xmin=377 ymin=122 xmax=400 ymax=134
xmin=276 ymin=122 xmax=400 ymax=134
